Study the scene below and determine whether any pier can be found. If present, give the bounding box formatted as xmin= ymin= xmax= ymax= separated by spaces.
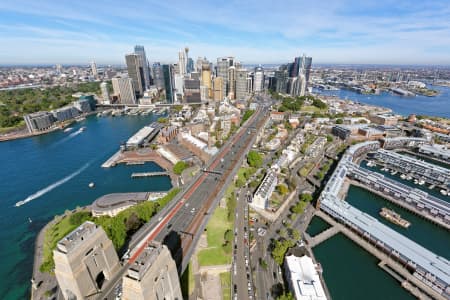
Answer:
xmin=315 ymin=140 xmax=450 ymax=298
xmin=131 ymin=171 xmax=169 ymax=178
xmin=307 ymin=226 xmax=340 ymax=247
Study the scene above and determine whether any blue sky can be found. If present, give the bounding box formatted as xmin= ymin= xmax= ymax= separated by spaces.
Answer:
xmin=0 ymin=0 xmax=449 ymax=65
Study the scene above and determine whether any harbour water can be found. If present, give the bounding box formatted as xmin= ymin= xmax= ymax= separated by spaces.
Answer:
xmin=0 ymin=114 xmax=172 ymax=300
xmin=313 ymin=84 xmax=450 ymax=118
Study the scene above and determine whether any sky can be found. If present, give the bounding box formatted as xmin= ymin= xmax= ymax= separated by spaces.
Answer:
xmin=0 ymin=0 xmax=449 ymax=65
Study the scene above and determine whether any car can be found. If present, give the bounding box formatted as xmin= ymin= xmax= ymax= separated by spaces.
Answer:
xmin=190 ymin=208 xmax=196 ymax=213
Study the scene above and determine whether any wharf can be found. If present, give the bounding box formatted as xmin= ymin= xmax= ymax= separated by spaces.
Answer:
xmin=314 ymin=211 xmax=447 ymax=300
xmin=101 ymin=150 xmax=121 ymax=168
xmin=131 ymin=171 xmax=169 ymax=178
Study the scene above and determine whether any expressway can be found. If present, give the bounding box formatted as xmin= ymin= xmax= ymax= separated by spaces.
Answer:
xmin=97 ymin=105 xmax=269 ymax=299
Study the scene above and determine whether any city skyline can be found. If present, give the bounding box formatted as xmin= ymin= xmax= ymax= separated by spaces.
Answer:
xmin=0 ymin=0 xmax=449 ymax=65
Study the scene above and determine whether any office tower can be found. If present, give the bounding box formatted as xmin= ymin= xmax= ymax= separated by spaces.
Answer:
xmin=174 ymin=74 xmax=184 ymax=102
xmin=56 ymin=64 xmax=62 ymax=74
xmin=216 ymin=57 xmax=234 ymax=95
xmin=196 ymin=57 xmax=205 ymax=72
xmin=213 ymin=77 xmax=224 ymax=101
xmin=54 ymin=221 xmax=120 ymax=300
xmin=187 ymin=57 xmax=194 ymax=73
xmin=235 ymin=69 xmax=248 ymax=100
xmin=134 ymin=45 xmax=150 ymax=89
xmin=100 ymin=82 xmax=110 ymax=104
xmin=290 ymin=74 xmax=306 ymax=97
xmin=201 ymin=64 xmax=212 ymax=98
xmin=162 ymin=64 xmax=174 ymax=103
xmin=228 ymin=66 xmax=236 ymax=100
xmin=122 ymin=241 xmax=182 ymax=300
xmin=247 ymin=73 xmax=254 ymax=94
xmin=299 ymin=54 xmax=312 ymax=84
xmin=152 ymin=62 xmax=164 ymax=90
xmin=289 ymin=57 xmax=300 ymax=78
xmin=254 ymin=66 xmax=264 ymax=92
xmin=275 ymin=66 xmax=288 ymax=93
xmin=178 ymin=48 xmax=188 ymax=75
xmin=90 ymin=61 xmax=98 ymax=78
xmin=112 ymin=77 xmax=137 ymax=104
xmin=184 ymin=78 xmax=201 ymax=103
xmin=125 ymin=53 xmax=145 ymax=97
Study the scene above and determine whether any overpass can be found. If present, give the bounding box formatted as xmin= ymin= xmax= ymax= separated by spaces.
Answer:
xmin=97 ymin=106 xmax=269 ymax=299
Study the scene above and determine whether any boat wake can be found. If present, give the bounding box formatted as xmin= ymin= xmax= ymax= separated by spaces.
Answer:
xmin=51 ymin=128 xmax=84 ymax=147
xmin=15 ymin=162 xmax=90 ymax=207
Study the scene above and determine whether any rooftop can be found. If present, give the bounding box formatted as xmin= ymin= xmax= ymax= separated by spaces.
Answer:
xmin=56 ymin=221 xmax=98 ymax=254
xmin=127 ymin=241 xmax=164 ymax=281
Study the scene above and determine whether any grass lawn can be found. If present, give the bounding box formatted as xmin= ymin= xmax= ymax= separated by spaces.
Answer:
xmin=197 ymin=207 xmax=232 ymax=266
xmin=180 ymin=262 xmax=195 ymax=297
xmin=301 ymin=105 xmax=325 ymax=113
xmin=220 ymin=272 xmax=231 ymax=300
xmin=299 ymin=162 xmax=314 ymax=177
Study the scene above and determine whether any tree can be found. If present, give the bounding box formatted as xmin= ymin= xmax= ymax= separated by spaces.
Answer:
xmin=276 ymin=184 xmax=289 ymax=196
xmin=326 ymin=134 xmax=333 ymax=142
xmin=335 ymin=118 xmax=344 ymax=124
xmin=300 ymin=193 xmax=313 ymax=203
xmin=157 ymin=117 xmax=168 ymax=124
xmin=247 ymin=150 xmax=263 ymax=168
xmin=241 ymin=110 xmax=255 ymax=124
xmin=277 ymin=292 xmax=295 ymax=300
xmin=173 ymin=161 xmax=188 ymax=175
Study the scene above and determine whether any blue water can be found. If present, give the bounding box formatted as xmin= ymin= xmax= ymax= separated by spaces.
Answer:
xmin=0 ymin=114 xmax=172 ymax=299
xmin=313 ymin=84 xmax=450 ymax=118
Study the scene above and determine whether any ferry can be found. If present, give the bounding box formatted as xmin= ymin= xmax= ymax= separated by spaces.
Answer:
xmin=380 ymin=208 xmax=410 ymax=228
xmin=63 ymin=127 xmax=73 ymax=133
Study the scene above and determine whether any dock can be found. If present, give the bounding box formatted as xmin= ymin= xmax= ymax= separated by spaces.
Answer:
xmin=131 ymin=172 xmax=169 ymax=178
xmin=101 ymin=150 xmax=121 ymax=168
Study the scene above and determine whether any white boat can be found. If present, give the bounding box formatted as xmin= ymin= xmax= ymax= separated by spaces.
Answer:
xmin=406 ymin=175 xmax=413 ymax=180
xmin=391 ymin=170 xmax=398 ymax=175
xmin=440 ymin=190 xmax=448 ymax=196
xmin=89 ymin=182 xmax=95 ymax=188
xmin=429 ymin=184 xmax=435 ymax=190
xmin=414 ymin=179 xmax=419 ymax=184
xmin=400 ymin=174 xmax=407 ymax=180
xmin=418 ymin=180 xmax=425 ymax=186
xmin=63 ymin=127 xmax=73 ymax=133
xmin=80 ymin=127 xmax=86 ymax=132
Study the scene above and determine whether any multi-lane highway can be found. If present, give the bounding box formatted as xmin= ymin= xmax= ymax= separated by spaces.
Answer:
xmin=97 ymin=104 xmax=269 ymax=299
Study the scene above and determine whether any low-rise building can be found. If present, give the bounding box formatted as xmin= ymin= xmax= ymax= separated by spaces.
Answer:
xmin=251 ymin=171 xmax=277 ymax=210
xmin=158 ymin=126 xmax=179 ymax=144
xmin=23 ymin=111 xmax=55 ymax=133
xmin=284 ymin=254 xmax=328 ymax=300
xmin=369 ymin=113 xmax=398 ymax=126
xmin=270 ymin=111 xmax=285 ymax=122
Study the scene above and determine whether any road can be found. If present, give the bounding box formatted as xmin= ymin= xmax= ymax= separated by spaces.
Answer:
xmin=97 ymin=104 xmax=269 ymax=300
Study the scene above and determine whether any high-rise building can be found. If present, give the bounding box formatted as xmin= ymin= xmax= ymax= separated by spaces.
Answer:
xmin=235 ymin=69 xmax=249 ymax=100
xmin=201 ymin=64 xmax=212 ymax=99
xmin=54 ymin=221 xmax=120 ymax=300
xmin=122 ymin=241 xmax=182 ymax=300
xmin=162 ymin=64 xmax=174 ymax=103
xmin=100 ymin=82 xmax=110 ymax=104
xmin=187 ymin=57 xmax=194 ymax=73
xmin=134 ymin=45 xmax=150 ymax=89
xmin=216 ymin=57 xmax=234 ymax=95
xmin=213 ymin=77 xmax=224 ymax=101
xmin=125 ymin=54 xmax=145 ymax=97
xmin=152 ymin=63 xmax=164 ymax=90
xmin=178 ymin=48 xmax=188 ymax=75
xmin=90 ymin=61 xmax=98 ymax=78
xmin=174 ymin=74 xmax=184 ymax=102
xmin=228 ymin=66 xmax=236 ymax=100
xmin=254 ymin=66 xmax=264 ymax=92
xmin=55 ymin=64 xmax=62 ymax=74
xmin=184 ymin=78 xmax=201 ymax=103
xmin=112 ymin=77 xmax=136 ymax=104
xmin=299 ymin=54 xmax=312 ymax=85
xmin=275 ymin=66 xmax=288 ymax=93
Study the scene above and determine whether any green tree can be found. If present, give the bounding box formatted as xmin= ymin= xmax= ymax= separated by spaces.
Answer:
xmin=277 ymin=292 xmax=295 ymax=300
xmin=326 ymin=134 xmax=333 ymax=142
xmin=300 ymin=193 xmax=313 ymax=203
xmin=247 ymin=150 xmax=263 ymax=168
xmin=335 ymin=118 xmax=344 ymax=124
xmin=276 ymin=184 xmax=289 ymax=196
xmin=173 ymin=161 xmax=188 ymax=175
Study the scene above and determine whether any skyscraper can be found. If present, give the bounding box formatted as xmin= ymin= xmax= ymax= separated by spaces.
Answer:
xmin=254 ymin=66 xmax=264 ymax=92
xmin=90 ymin=61 xmax=98 ymax=78
xmin=299 ymin=54 xmax=312 ymax=85
xmin=201 ymin=63 xmax=212 ymax=99
xmin=216 ymin=57 xmax=234 ymax=95
xmin=236 ymin=69 xmax=249 ymax=100
xmin=152 ymin=62 xmax=164 ymax=90
xmin=100 ymin=82 xmax=110 ymax=104
xmin=125 ymin=54 xmax=145 ymax=97
xmin=228 ymin=66 xmax=236 ymax=100
xmin=178 ymin=48 xmax=188 ymax=75
xmin=162 ymin=64 xmax=174 ymax=103
xmin=187 ymin=57 xmax=194 ymax=73
xmin=213 ymin=77 xmax=224 ymax=101
xmin=112 ymin=77 xmax=136 ymax=104
xmin=134 ymin=45 xmax=150 ymax=89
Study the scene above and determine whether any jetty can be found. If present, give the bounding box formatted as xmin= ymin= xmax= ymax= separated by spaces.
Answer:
xmin=131 ymin=171 xmax=169 ymax=178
